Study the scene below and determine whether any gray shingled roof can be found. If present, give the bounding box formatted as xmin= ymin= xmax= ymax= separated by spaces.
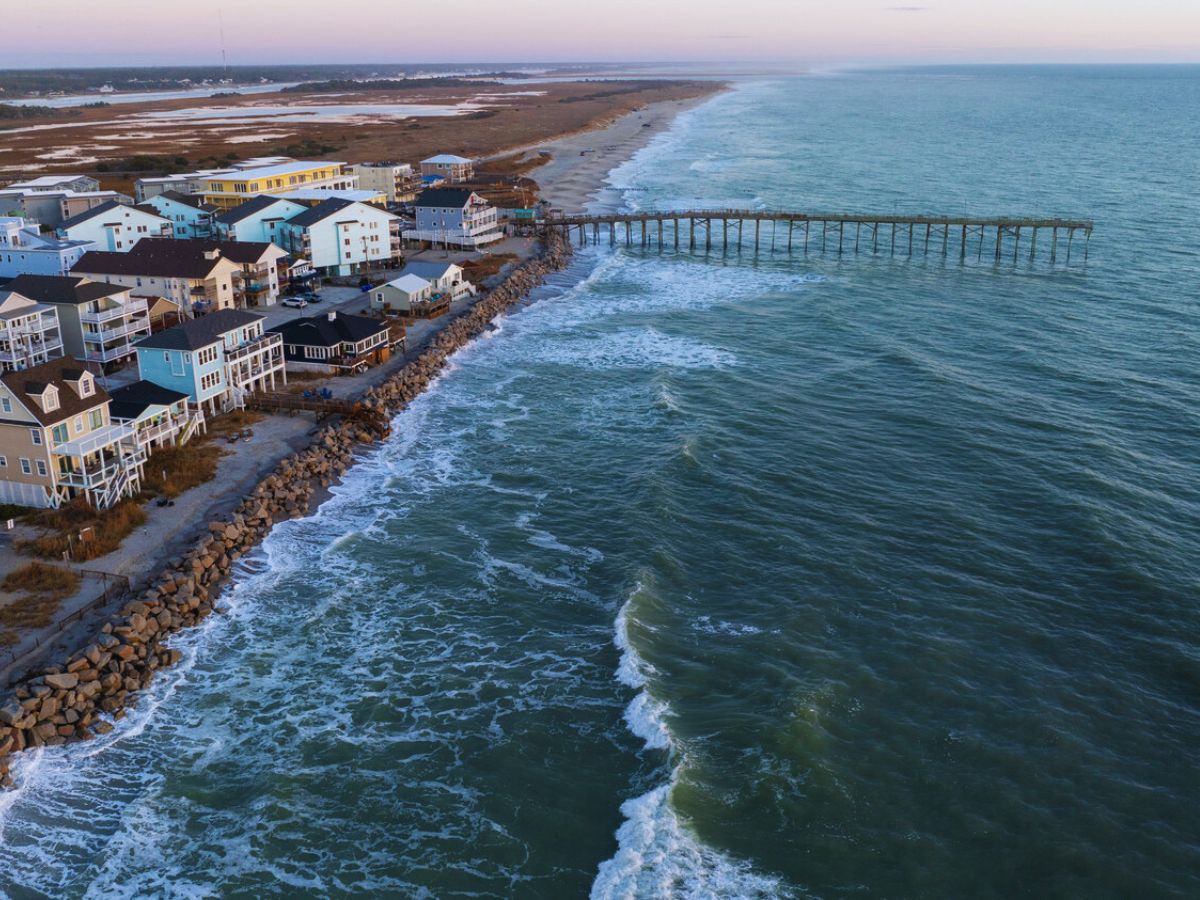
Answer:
xmin=135 ymin=309 xmax=264 ymax=351
xmin=285 ymin=197 xmax=359 ymax=228
xmin=214 ymin=194 xmax=293 ymax=226
xmin=108 ymin=379 xmax=189 ymax=420
xmin=268 ymin=311 xmax=388 ymax=349
xmin=2 ymin=274 xmax=126 ymax=306
xmin=57 ymin=199 xmax=127 ymax=230
xmin=413 ymin=189 xmax=477 ymax=209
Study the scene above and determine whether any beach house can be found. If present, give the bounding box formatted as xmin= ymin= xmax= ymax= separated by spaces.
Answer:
xmin=0 ymin=357 xmax=145 ymax=509
xmin=142 ymin=191 xmax=219 ymax=239
xmin=0 ymin=217 xmax=93 ymax=279
xmin=134 ymin=309 xmax=285 ymax=415
xmin=197 ymin=160 xmax=356 ymax=211
xmin=0 ymin=289 xmax=64 ymax=373
xmin=1 ymin=275 xmax=150 ymax=371
xmin=277 ymin=197 xmax=401 ymax=276
xmin=57 ymin=200 xmax=173 ymax=251
xmin=268 ymin=310 xmax=392 ymax=374
xmin=404 ymin=190 xmax=502 ymax=249
xmin=349 ymin=162 xmax=422 ymax=205
xmin=212 ymin=196 xmax=308 ymax=244
xmin=108 ymin=380 xmax=205 ymax=452
xmin=73 ymin=242 xmax=243 ymax=315
xmin=420 ymin=155 xmax=475 ymax=184
xmin=395 ymin=261 xmax=475 ymax=300
xmin=3 ymin=175 xmax=100 ymax=195
xmin=0 ymin=189 xmax=134 ymax=229
xmin=371 ymin=273 xmax=436 ymax=315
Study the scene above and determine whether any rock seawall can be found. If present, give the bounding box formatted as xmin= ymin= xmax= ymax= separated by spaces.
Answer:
xmin=0 ymin=233 xmax=573 ymax=786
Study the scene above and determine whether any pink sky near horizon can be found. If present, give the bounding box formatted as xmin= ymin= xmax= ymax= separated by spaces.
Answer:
xmin=6 ymin=0 xmax=1200 ymax=67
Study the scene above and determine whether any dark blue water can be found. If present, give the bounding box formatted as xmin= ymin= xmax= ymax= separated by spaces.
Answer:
xmin=1 ymin=67 xmax=1198 ymax=898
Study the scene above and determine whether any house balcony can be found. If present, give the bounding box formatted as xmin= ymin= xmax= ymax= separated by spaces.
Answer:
xmin=83 ymin=317 xmax=151 ymax=344
xmin=53 ymin=422 xmax=138 ymax=459
xmin=81 ymin=297 xmax=149 ymax=325
xmin=0 ymin=334 xmax=64 ymax=364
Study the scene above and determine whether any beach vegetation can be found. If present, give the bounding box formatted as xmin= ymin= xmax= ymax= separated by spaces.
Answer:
xmin=18 ymin=498 xmax=147 ymax=562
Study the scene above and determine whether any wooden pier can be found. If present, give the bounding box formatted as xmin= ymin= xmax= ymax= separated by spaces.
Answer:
xmin=539 ymin=210 xmax=1093 ymax=264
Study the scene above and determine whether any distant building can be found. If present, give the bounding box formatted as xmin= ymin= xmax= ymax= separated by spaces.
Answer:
xmin=3 ymin=175 xmax=100 ymax=194
xmin=349 ymin=162 xmax=421 ymax=205
xmin=0 ymin=357 xmax=145 ymax=509
xmin=141 ymin=191 xmax=219 ymax=239
xmin=1 ymin=275 xmax=150 ymax=370
xmin=420 ymin=155 xmax=475 ymax=184
xmin=0 ymin=189 xmax=133 ymax=228
xmin=404 ymin=189 xmax=502 ymax=249
xmin=0 ymin=288 xmax=64 ymax=373
xmin=56 ymin=200 xmax=173 ymax=250
xmin=212 ymin=196 xmax=307 ymax=245
xmin=134 ymin=309 xmax=286 ymax=415
xmin=0 ymin=217 xmax=93 ymax=279
xmin=277 ymin=188 xmax=388 ymax=206
xmin=268 ymin=310 xmax=392 ymax=374
xmin=196 ymin=160 xmax=356 ymax=211
xmin=73 ymin=241 xmax=243 ymax=314
xmin=277 ymin=198 xmax=401 ymax=276
xmin=133 ymin=156 xmax=296 ymax=202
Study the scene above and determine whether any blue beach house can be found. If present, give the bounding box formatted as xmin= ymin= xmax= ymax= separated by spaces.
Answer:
xmin=134 ymin=309 xmax=286 ymax=416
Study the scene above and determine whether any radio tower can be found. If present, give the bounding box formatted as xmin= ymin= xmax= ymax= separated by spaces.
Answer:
xmin=219 ymin=9 xmax=229 ymax=75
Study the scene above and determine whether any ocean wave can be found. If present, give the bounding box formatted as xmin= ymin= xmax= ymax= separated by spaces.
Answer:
xmin=596 ymin=588 xmax=787 ymax=899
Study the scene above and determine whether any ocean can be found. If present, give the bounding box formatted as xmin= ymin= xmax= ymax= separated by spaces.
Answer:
xmin=2 ymin=66 xmax=1198 ymax=898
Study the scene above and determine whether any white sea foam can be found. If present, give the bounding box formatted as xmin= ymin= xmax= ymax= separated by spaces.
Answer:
xmin=599 ymin=592 xmax=785 ymax=898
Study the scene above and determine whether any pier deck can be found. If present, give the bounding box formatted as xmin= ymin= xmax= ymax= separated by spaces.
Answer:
xmin=539 ymin=210 xmax=1094 ymax=264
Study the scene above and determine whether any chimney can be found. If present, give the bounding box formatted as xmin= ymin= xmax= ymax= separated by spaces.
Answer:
xmin=327 ymin=310 xmax=337 ymax=321
xmin=203 ymin=248 xmax=220 ymax=260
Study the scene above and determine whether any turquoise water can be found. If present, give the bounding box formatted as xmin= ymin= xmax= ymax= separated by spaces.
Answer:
xmin=2 ymin=68 xmax=1199 ymax=898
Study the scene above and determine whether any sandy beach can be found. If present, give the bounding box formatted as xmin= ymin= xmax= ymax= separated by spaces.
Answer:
xmin=500 ymin=92 xmax=720 ymax=213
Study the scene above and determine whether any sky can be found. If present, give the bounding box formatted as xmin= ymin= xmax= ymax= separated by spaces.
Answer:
xmin=5 ymin=0 xmax=1200 ymax=68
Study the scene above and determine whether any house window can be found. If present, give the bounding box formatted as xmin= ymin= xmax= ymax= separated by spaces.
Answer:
xmin=1 ymin=397 xmax=10 ymax=413
xmin=0 ymin=455 xmax=6 ymax=467
xmin=52 ymin=423 xmax=68 ymax=443
xmin=30 ymin=428 xmax=41 ymax=445
xmin=74 ymin=415 xmax=83 ymax=433
xmin=197 ymin=346 xmax=218 ymax=366
xmin=44 ymin=392 xmax=59 ymax=412
xmin=81 ymin=379 xmax=93 ymax=397
xmin=36 ymin=460 xmax=47 ymax=477
xmin=19 ymin=458 xmax=31 ymax=475
xmin=89 ymin=409 xmax=103 ymax=430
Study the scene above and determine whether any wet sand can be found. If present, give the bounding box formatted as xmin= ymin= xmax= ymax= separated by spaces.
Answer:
xmin=500 ymin=92 xmax=723 ymax=214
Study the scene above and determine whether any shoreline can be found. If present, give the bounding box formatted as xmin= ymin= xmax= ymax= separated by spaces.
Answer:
xmin=0 ymin=94 xmax=704 ymax=784
xmin=0 ymin=232 xmax=574 ymax=782
xmin=514 ymin=90 xmax=722 ymax=213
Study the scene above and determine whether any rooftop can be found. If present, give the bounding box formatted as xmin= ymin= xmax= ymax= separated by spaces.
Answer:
xmin=2 ymin=274 xmax=127 ymax=306
xmin=268 ymin=311 xmax=388 ymax=349
xmin=422 ymin=155 xmax=474 ymax=165
xmin=136 ymin=309 xmax=264 ymax=352
xmin=0 ymin=356 xmax=109 ymax=426
xmin=199 ymin=160 xmax=347 ymax=183
xmin=107 ymin=379 xmax=189 ymax=420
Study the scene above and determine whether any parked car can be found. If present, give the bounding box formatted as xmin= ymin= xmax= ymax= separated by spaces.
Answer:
xmin=281 ymin=297 xmax=308 ymax=309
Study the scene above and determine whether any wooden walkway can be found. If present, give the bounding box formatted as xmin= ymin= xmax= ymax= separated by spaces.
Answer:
xmin=244 ymin=392 xmax=361 ymax=417
xmin=541 ymin=209 xmax=1094 ymax=264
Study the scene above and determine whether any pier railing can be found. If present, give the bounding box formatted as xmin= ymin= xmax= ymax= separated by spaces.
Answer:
xmin=539 ymin=209 xmax=1094 ymax=264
